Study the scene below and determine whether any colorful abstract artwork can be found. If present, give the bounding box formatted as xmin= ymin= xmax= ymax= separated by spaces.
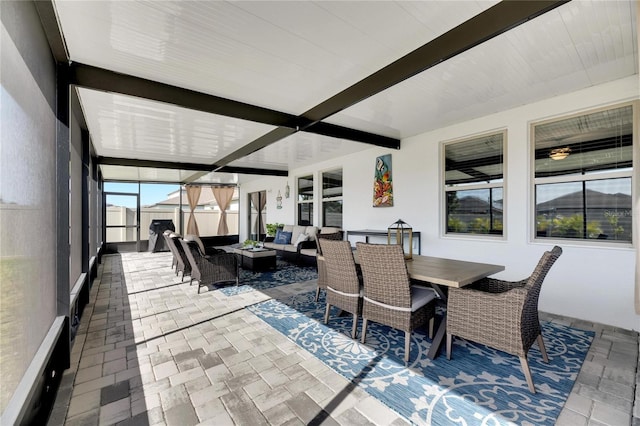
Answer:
xmin=373 ymin=154 xmax=393 ymax=207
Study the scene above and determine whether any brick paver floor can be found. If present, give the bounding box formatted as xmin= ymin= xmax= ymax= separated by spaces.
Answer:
xmin=48 ymin=251 xmax=639 ymax=426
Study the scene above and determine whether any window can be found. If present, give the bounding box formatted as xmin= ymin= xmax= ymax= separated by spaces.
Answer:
xmin=297 ymin=175 xmax=313 ymax=226
xmin=533 ymin=104 xmax=633 ymax=243
xmin=444 ymin=132 xmax=505 ymax=236
xmin=322 ymin=169 xmax=342 ymax=228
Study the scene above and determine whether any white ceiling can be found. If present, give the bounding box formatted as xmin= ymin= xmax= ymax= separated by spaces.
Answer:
xmin=78 ymin=88 xmax=276 ymax=164
xmin=52 ymin=0 xmax=638 ymax=183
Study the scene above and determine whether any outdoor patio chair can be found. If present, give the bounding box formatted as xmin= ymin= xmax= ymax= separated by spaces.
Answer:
xmin=314 ymin=232 xmax=343 ymax=302
xmin=357 ymin=243 xmax=436 ymax=362
xmin=168 ymin=234 xmax=192 ymax=281
xmin=163 ymin=230 xmax=177 ymax=269
xmin=186 ymin=234 xmax=225 ymax=256
xmin=446 ymin=246 xmax=563 ymax=393
xmin=322 ymin=239 xmax=363 ymax=339
xmin=179 ymin=238 xmax=239 ymax=294
xmin=316 ymin=255 xmax=327 ymax=303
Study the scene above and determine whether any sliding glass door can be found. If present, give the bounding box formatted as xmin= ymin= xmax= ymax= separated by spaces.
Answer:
xmin=248 ymin=191 xmax=267 ymax=241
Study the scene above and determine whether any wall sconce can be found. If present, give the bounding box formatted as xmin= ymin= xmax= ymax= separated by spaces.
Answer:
xmin=285 ymin=182 xmax=290 ymax=199
xmin=387 ymin=219 xmax=413 ymax=260
xmin=549 ymin=147 xmax=571 ymax=161
xmin=276 ymin=190 xmax=282 ymax=209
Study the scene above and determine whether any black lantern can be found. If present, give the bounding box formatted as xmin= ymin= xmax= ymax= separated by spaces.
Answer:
xmin=387 ymin=219 xmax=413 ymax=260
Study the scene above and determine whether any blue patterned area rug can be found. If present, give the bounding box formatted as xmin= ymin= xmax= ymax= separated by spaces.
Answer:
xmin=248 ymin=291 xmax=594 ymax=425
xmin=218 ymin=259 xmax=317 ymax=296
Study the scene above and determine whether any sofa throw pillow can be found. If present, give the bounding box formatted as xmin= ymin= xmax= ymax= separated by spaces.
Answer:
xmin=274 ymin=230 xmax=292 ymax=244
xmin=293 ymin=233 xmax=309 ymax=247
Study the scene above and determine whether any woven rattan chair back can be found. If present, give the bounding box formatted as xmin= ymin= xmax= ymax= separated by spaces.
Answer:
xmin=315 ymin=256 xmax=327 ymax=302
xmin=169 ymin=235 xmax=191 ymax=281
xmin=524 ymin=246 xmax=562 ymax=291
xmin=316 ymin=232 xmax=343 ymax=256
xmin=163 ymin=231 xmax=178 ymax=269
xmin=356 ymin=243 xmax=435 ymax=362
xmin=322 ymin=239 xmax=362 ymax=338
xmin=315 ymin=237 xmax=327 ymax=302
xmin=520 ymin=245 xmax=563 ymax=348
xmin=323 ymin=239 xmax=360 ymax=296
xmin=179 ymin=239 xmax=202 ymax=285
xmin=357 ymin=243 xmax=411 ymax=309
xmin=180 ymin=239 xmax=238 ymax=293
xmin=315 ymin=232 xmax=346 ymax=302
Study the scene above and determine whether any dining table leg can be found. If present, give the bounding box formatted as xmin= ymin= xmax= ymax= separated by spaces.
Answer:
xmin=426 ymin=283 xmax=448 ymax=360
xmin=427 ymin=316 xmax=446 ymax=359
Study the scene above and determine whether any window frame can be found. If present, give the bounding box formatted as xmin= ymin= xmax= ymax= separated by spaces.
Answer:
xmin=530 ymin=101 xmax=636 ymax=247
xmin=441 ymin=129 xmax=507 ymax=239
xmin=321 ymin=167 xmax=343 ymax=228
xmin=296 ymin=174 xmax=314 ymax=226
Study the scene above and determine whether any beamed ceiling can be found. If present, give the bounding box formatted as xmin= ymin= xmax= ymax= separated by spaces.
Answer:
xmin=36 ymin=0 xmax=637 ymax=185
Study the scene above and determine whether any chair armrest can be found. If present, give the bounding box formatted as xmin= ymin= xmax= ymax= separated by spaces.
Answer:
xmin=199 ymin=252 xmax=238 ymax=275
xmin=448 ymin=286 xmax=530 ymax=356
xmin=297 ymin=240 xmax=317 ymax=252
xmin=202 ymin=251 xmax=236 ymax=264
xmin=204 ymin=246 xmax=224 ymax=256
xmin=450 ymin=286 xmax=528 ymax=311
xmin=448 ymin=287 xmax=528 ymax=336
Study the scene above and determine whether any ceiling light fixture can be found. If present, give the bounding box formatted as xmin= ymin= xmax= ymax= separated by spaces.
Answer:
xmin=549 ymin=147 xmax=571 ymax=160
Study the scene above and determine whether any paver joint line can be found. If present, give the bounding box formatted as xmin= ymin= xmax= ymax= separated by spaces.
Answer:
xmin=49 ymin=252 xmax=639 ymax=426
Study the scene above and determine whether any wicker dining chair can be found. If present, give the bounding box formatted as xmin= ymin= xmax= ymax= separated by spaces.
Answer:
xmin=315 ymin=232 xmax=344 ymax=302
xmin=316 ymin=255 xmax=328 ymax=303
xmin=356 ymin=242 xmax=437 ymax=362
xmin=168 ymin=234 xmax=192 ymax=281
xmin=179 ymin=238 xmax=239 ymax=293
xmin=322 ymin=239 xmax=362 ymax=339
xmin=446 ymin=246 xmax=563 ymax=393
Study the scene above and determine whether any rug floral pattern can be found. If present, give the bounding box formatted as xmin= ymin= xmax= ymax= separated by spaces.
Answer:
xmin=248 ymin=290 xmax=594 ymax=426
xmin=218 ymin=259 xmax=317 ymax=296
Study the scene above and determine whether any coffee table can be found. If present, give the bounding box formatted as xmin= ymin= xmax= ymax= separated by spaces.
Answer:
xmin=232 ymin=247 xmax=277 ymax=271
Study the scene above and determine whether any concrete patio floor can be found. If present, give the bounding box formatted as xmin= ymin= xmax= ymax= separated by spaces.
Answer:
xmin=48 ymin=251 xmax=639 ymax=426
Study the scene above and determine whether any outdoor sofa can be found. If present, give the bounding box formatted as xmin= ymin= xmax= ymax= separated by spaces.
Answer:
xmin=263 ymin=224 xmax=342 ymax=265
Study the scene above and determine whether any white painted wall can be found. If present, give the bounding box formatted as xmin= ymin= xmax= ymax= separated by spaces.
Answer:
xmin=240 ymin=75 xmax=640 ymax=331
xmin=238 ymin=176 xmax=291 ymax=239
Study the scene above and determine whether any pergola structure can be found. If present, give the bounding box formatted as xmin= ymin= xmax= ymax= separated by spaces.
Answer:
xmin=32 ymin=0 xmax=625 ymax=184
xmin=1 ymin=1 xmax=638 ymax=424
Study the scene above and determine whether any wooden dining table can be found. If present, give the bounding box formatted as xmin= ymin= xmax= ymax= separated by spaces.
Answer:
xmin=351 ymin=252 xmax=505 ymax=359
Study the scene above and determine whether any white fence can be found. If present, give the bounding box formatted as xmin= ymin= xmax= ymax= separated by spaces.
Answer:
xmin=106 ymin=207 xmax=239 ymax=242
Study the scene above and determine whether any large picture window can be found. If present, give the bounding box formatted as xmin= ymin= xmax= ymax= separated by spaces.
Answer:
xmin=322 ymin=169 xmax=342 ymax=228
xmin=444 ymin=132 xmax=505 ymax=236
xmin=297 ymin=175 xmax=313 ymax=226
xmin=533 ymin=104 xmax=633 ymax=243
